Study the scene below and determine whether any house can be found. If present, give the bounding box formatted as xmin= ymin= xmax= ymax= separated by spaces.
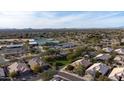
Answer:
xmin=108 ymin=67 xmax=124 ymax=81
xmin=0 ymin=67 xmax=5 ymax=78
xmin=94 ymin=46 xmax=101 ymax=51
xmin=6 ymin=44 xmax=23 ymax=48
xmin=114 ymin=55 xmax=124 ymax=61
xmin=114 ymin=48 xmax=124 ymax=54
xmin=102 ymin=47 xmax=113 ymax=53
xmin=114 ymin=55 xmax=124 ymax=65
xmin=95 ymin=53 xmax=111 ymax=60
xmin=88 ymin=51 xmax=96 ymax=57
xmin=100 ymin=39 xmax=111 ymax=47
xmin=61 ymin=43 xmax=76 ymax=48
xmin=111 ymin=39 xmax=120 ymax=47
xmin=8 ymin=62 xmax=30 ymax=74
xmin=71 ymin=58 xmax=92 ymax=68
xmin=2 ymin=44 xmax=25 ymax=55
xmin=86 ymin=63 xmax=109 ymax=77
xmin=121 ymin=38 xmax=124 ymax=43
xmin=29 ymin=39 xmax=38 ymax=46
xmin=28 ymin=57 xmax=45 ymax=70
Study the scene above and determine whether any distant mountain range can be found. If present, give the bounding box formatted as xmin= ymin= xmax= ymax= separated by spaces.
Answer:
xmin=0 ymin=27 xmax=124 ymax=32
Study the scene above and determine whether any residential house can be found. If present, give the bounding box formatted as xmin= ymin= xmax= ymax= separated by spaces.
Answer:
xmin=114 ymin=55 xmax=124 ymax=65
xmin=121 ymin=38 xmax=124 ymax=43
xmin=71 ymin=58 xmax=92 ymax=69
xmin=28 ymin=57 xmax=46 ymax=70
xmin=61 ymin=43 xmax=76 ymax=48
xmin=102 ymin=47 xmax=113 ymax=53
xmin=100 ymin=39 xmax=111 ymax=47
xmin=86 ymin=63 xmax=109 ymax=77
xmin=114 ymin=48 xmax=124 ymax=55
xmin=28 ymin=39 xmax=38 ymax=46
xmin=8 ymin=62 xmax=30 ymax=74
xmin=95 ymin=53 xmax=111 ymax=61
xmin=94 ymin=46 xmax=101 ymax=51
xmin=108 ymin=67 xmax=124 ymax=81
xmin=111 ymin=39 xmax=120 ymax=47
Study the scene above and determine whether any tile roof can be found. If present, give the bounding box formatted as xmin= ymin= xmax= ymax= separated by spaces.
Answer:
xmin=86 ymin=63 xmax=109 ymax=76
xmin=71 ymin=59 xmax=92 ymax=68
xmin=8 ymin=62 xmax=30 ymax=73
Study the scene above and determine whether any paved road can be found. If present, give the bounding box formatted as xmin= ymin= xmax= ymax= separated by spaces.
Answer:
xmin=55 ymin=71 xmax=84 ymax=81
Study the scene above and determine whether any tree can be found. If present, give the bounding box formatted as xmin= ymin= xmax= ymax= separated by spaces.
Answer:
xmin=46 ymin=48 xmax=60 ymax=55
xmin=40 ymin=69 xmax=56 ymax=80
xmin=97 ymin=75 xmax=110 ymax=81
xmin=32 ymin=65 xmax=42 ymax=73
xmin=73 ymin=65 xmax=86 ymax=76
xmin=66 ymin=47 xmax=86 ymax=62
xmin=67 ymin=48 xmax=74 ymax=54
xmin=65 ymin=65 xmax=74 ymax=71
xmin=9 ymin=71 xmax=17 ymax=78
xmin=95 ymin=71 xmax=101 ymax=79
xmin=25 ymin=33 xmax=29 ymax=38
xmin=75 ymin=47 xmax=84 ymax=57
xmin=67 ymin=53 xmax=76 ymax=62
xmin=42 ymin=46 xmax=49 ymax=50
xmin=23 ymin=40 xmax=30 ymax=53
xmin=42 ymin=55 xmax=55 ymax=62
xmin=30 ymin=48 xmax=40 ymax=54
xmin=108 ymin=52 xmax=117 ymax=64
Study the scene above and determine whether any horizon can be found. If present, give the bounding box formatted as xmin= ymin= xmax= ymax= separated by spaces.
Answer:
xmin=0 ymin=27 xmax=124 ymax=30
xmin=0 ymin=11 xmax=124 ymax=29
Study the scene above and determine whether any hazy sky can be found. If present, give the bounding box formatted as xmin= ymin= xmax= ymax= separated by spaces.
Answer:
xmin=0 ymin=11 xmax=124 ymax=28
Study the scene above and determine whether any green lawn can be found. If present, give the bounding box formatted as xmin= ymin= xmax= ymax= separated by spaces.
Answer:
xmin=55 ymin=59 xmax=70 ymax=65
xmin=49 ymin=59 xmax=70 ymax=68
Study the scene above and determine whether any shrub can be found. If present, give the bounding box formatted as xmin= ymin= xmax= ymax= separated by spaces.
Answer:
xmin=42 ymin=55 xmax=55 ymax=62
xmin=73 ymin=65 xmax=86 ymax=76
xmin=32 ymin=65 xmax=42 ymax=73
xmin=65 ymin=65 xmax=74 ymax=71
xmin=40 ymin=69 xmax=56 ymax=80
xmin=97 ymin=75 xmax=110 ymax=81
xmin=95 ymin=71 xmax=102 ymax=78
xmin=9 ymin=71 xmax=17 ymax=78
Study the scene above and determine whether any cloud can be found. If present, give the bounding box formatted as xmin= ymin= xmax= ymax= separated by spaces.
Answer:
xmin=0 ymin=11 xmax=124 ymax=28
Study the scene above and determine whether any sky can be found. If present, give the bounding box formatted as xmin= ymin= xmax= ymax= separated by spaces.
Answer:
xmin=0 ymin=11 xmax=124 ymax=29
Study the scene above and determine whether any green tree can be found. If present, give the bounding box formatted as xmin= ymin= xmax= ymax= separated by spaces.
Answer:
xmin=46 ymin=48 xmax=60 ymax=55
xmin=42 ymin=55 xmax=55 ymax=62
xmin=65 ymin=65 xmax=74 ymax=71
xmin=75 ymin=47 xmax=84 ymax=57
xmin=73 ymin=65 xmax=86 ymax=76
xmin=97 ymin=75 xmax=110 ymax=81
xmin=23 ymin=40 xmax=30 ymax=53
xmin=40 ymin=69 xmax=56 ymax=80
xmin=30 ymin=48 xmax=40 ymax=54
xmin=32 ymin=65 xmax=42 ymax=73
xmin=66 ymin=47 xmax=86 ymax=62
xmin=67 ymin=53 xmax=76 ymax=62
xmin=95 ymin=71 xmax=101 ymax=79
xmin=9 ymin=71 xmax=17 ymax=78
xmin=42 ymin=46 xmax=49 ymax=50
